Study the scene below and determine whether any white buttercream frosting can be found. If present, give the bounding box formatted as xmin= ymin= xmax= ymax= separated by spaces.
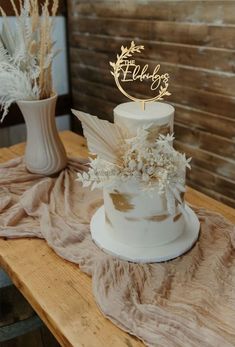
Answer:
xmin=104 ymin=180 xmax=185 ymax=247
xmin=114 ymin=101 xmax=174 ymax=136
xmin=102 ymin=101 xmax=187 ymax=250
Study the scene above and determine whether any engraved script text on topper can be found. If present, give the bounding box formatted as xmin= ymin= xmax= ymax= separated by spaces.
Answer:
xmin=121 ymin=61 xmax=168 ymax=91
xmin=110 ymin=41 xmax=171 ymax=108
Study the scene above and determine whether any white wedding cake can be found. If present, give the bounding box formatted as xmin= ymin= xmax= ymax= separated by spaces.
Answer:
xmin=103 ymin=102 xmax=184 ymax=246
xmin=73 ymin=40 xmax=199 ymax=263
xmin=73 ymin=102 xmax=200 ymax=263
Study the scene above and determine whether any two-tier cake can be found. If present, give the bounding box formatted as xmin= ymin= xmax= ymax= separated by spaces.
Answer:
xmin=73 ymin=101 xmax=200 ymax=263
xmin=72 ymin=41 xmax=200 ymax=263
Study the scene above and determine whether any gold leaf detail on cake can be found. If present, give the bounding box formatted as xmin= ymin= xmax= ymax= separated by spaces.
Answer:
xmin=109 ymin=192 xmax=135 ymax=212
xmin=173 ymin=213 xmax=182 ymax=222
xmin=145 ymin=214 xmax=169 ymax=222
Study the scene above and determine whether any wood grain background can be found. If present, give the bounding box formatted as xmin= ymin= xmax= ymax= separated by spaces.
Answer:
xmin=67 ymin=0 xmax=235 ymax=208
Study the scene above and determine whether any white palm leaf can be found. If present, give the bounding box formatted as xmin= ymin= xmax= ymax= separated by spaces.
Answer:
xmin=1 ymin=20 xmax=16 ymax=56
xmin=13 ymin=4 xmax=32 ymax=66
xmin=72 ymin=110 xmax=127 ymax=165
xmin=12 ymin=28 xmax=27 ymax=65
xmin=22 ymin=11 xmax=32 ymax=44
xmin=0 ymin=38 xmax=10 ymax=62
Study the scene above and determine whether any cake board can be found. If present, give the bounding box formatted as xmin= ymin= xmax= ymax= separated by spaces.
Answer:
xmin=91 ymin=205 xmax=200 ymax=263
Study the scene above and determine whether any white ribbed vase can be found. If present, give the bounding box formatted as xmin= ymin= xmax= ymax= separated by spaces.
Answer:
xmin=17 ymin=94 xmax=67 ymax=175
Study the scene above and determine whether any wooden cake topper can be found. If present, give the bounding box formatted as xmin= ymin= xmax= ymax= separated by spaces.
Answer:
xmin=110 ymin=41 xmax=171 ymax=110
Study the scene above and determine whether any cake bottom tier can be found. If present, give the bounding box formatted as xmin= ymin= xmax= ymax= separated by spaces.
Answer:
xmin=91 ymin=204 xmax=200 ymax=263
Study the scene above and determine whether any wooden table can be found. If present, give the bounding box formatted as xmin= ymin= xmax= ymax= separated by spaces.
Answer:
xmin=0 ymin=131 xmax=235 ymax=347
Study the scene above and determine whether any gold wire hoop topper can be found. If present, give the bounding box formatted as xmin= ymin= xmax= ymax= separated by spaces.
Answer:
xmin=110 ymin=41 xmax=171 ymax=110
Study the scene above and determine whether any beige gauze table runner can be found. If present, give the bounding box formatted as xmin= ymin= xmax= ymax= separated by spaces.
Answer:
xmin=0 ymin=157 xmax=235 ymax=347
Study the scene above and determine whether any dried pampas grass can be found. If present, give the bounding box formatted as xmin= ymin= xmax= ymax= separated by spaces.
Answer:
xmin=0 ymin=0 xmax=59 ymax=121
xmin=0 ymin=62 xmax=39 ymax=119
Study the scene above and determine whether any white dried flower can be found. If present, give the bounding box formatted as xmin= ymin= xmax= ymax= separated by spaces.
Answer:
xmin=128 ymin=159 xmax=137 ymax=170
xmin=146 ymin=166 xmax=155 ymax=175
xmin=142 ymin=173 xmax=150 ymax=182
xmin=77 ymin=131 xmax=191 ymax=214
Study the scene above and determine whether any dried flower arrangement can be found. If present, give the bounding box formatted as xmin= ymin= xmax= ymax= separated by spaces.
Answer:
xmin=0 ymin=0 xmax=59 ymax=121
xmin=73 ymin=111 xmax=191 ymax=215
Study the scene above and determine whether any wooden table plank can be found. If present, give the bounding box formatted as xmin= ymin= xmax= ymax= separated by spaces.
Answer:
xmin=0 ymin=131 xmax=144 ymax=347
xmin=0 ymin=131 xmax=234 ymax=347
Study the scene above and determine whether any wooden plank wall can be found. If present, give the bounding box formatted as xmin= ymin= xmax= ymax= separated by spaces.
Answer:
xmin=67 ymin=0 xmax=235 ymax=208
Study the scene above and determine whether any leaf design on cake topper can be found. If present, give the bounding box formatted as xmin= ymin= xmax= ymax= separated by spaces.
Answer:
xmin=72 ymin=110 xmax=129 ymax=165
xmin=110 ymin=41 xmax=144 ymax=79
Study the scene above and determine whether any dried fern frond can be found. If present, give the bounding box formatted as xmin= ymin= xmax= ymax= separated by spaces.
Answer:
xmin=0 ymin=9 xmax=16 ymax=57
xmin=0 ymin=38 xmax=10 ymax=62
xmin=0 ymin=62 xmax=39 ymax=122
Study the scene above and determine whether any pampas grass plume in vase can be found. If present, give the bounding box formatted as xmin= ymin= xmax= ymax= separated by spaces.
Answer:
xmin=0 ymin=0 xmax=67 ymax=175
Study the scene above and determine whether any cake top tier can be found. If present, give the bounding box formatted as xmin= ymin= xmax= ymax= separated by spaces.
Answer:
xmin=114 ymin=102 xmax=174 ymax=121
xmin=114 ymin=102 xmax=174 ymax=135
